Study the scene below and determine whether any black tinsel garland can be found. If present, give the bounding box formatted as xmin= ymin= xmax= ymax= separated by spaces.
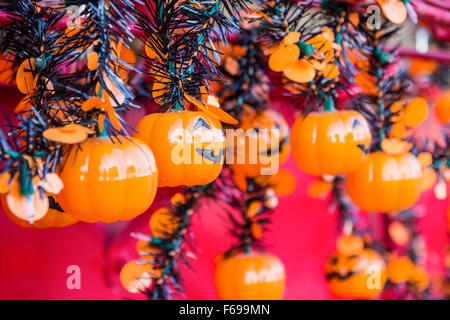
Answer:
xmin=0 ymin=1 xmax=80 ymax=194
xmin=132 ymin=0 xmax=254 ymax=300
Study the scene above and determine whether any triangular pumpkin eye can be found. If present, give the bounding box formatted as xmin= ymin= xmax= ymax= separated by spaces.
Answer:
xmin=193 ymin=118 xmax=211 ymax=130
xmin=352 ymin=119 xmax=361 ymax=128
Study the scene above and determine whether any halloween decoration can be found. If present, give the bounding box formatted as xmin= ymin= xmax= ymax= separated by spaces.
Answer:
xmin=0 ymin=0 xmax=447 ymax=302
xmin=1 ymin=195 xmax=77 ymax=229
xmin=214 ymin=252 xmax=286 ymax=300
xmin=134 ymin=111 xmax=225 ymax=187
xmin=0 ymin=0 xmax=143 ymax=224
xmin=56 ymin=136 xmax=158 ymax=223
xmin=325 ymin=235 xmax=388 ymax=299
xmin=435 ymin=90 xmax=450 ymax=125
xmin=346 ymin=151 xmax=422 ymax=213
xmin=291 ymin=110 xmax=372 ymax=176
xmin=118 ymin=0 xmax=251 ymax=299
xmin=229 ymin=109 xmax=290 ymax=178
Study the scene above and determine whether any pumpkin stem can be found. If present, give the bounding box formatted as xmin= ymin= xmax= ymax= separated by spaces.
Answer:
xmin=324 ymin=96 xmax=335 ymax=112
xmin=19 ymin=160 xmax=34 ymax=196
xmin=95 ymin=121 xmax=109 ymax=138
xmin=172 ymin=99 xmax=185 ymax=111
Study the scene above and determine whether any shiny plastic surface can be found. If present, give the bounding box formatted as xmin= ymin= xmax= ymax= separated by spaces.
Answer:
xmin=214 ymin=253 xmax=286 ymax=300
xmin=291 ymin=110 xmax=372 ymax=176
xmin=134 ymin=111 xmax=225 ymax=187
xmin=1 ymin=196 xmax=78 ymax=229
xmin=346 ymin=151 xmax=422 ymax=213
xmin=229 ymin=109 xmax=290 ymax=178
xmin=324 ymin=249 xmax=387 ymax=300
xmin=56 ymin=136 xmax=158 ymax=223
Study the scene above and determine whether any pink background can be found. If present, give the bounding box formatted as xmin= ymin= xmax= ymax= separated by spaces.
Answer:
xmin=0 ymin=86 xmax=448 ymax=300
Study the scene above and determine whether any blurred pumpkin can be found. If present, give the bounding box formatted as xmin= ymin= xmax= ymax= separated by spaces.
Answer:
xmin=134 ymin=111 xmax=225 ymax=187
xmin=408 ymin=58 xmax=437 ymax=78
xmin=56 ymin=136 xmax=158 ymax=223
xmin=346 ymin=151 xmax=422 ymax=213
xmin=387 ymin=256 xmax=415 ymax=283
xmin=1 ymin=195 xmax=77 ymax=229
xmin=120 ymin=260 xmax=153 ymax=294
xmin=336 ymin=235 xmax=365 ymax=256
xmin=409 ymin=266 xmax=429 ymax=292
xmin=229 ymin=109 xmax=290 ymax=178
xmin=214 ymin=252 xmax=286 ymax=300
xmin=325 ymin=248 xmax=387 ymax=299
xmin=435 ymin=90 xmax=450 ymax=124
xmin=291 ymin=110 xmax=371 ymax=176
xmin=0 ymin=54 xmax=15 ymax=85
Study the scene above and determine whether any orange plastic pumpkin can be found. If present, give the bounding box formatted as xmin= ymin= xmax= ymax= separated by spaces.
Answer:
xmin=387 ymin=256 xmax=415 ymax=283
xmin=229 ymin=109 xmax=290 ymax=178
xmin=120 ymin=260 xmax=153 ymax=294
xmin=291 ymin=110 xmax=372 ymax=176
xmin=346 ymin=151 xmax=422 ymax=213
xmin=1 ymin=195 xmax=78 ymax=229
xmin=325 ymin=248 xmax=387 ymax=299
xmin=56 ymin=136 xmax=158 ymax=223
xmin=214 ymin=252 xmax=286 ymax=300
xmin=134 ymin=111 xmax=225 ymax=187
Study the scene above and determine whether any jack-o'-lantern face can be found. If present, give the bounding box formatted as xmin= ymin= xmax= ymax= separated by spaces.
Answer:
xmin=291 ymin=110 xmax=372 ymax=176
xmin=228 ymin=109 xmax=290 ymax=178
xmin=325 ymin=249 xmax=387 ymax=299
xmin=135 ymin=111 xmax=225 ymax=187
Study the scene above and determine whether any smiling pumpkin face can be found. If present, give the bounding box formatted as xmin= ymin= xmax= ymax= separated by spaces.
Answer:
xmin=134 ymin=111 xmax=225 ymax=187
xmin=229 ymin=109 xmax=290 ymax=178
xmin=291 ymin=110 xmax=372 ymax=176
xmin=325 ymin=249 xmax=387 ymax=299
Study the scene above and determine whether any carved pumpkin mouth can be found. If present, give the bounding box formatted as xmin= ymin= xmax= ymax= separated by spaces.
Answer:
xmin=195 ymin=148 xmax=224 ymax=164
xmin=325 ymin=271 xmax=358 ymax=281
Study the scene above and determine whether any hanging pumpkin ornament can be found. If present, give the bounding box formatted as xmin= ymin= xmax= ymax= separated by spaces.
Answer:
xmin=254 ymin=169 xmax=296 ymax=196
xmin=1 ymin=195 xmax=78 ymax=229
xmin=377 ymin=0 xmax=408 ymax=25
xmin=56 ymin=136 xmax=158 ymax=223
xmin=403 ymin=97 xmax=429 ymax=128
xmin=325 ymin=235 xmax=387 ymax=299
xmin=229 ymin=109 xmax=290 ymax=178
xmin=345 ymin=150 xmax=422 ymax=213
xmin=387 ymin=255 xmax=415 ymax=284
xmin=149 ymin=207 xmax=179 ymax=238
xmin=120 ymin=260 xmax=154 ymax=294
xmin=214 ymin=252 xmax=286 ymax=300
xmin=291 ymin=110 xmax=372 ymax=176
xmin=3 ymin=174 xmax=49 ymax=223
xmin=408 ymin=58 xmax=437 ymax=78
xmin=134 ymin=111 xmax=225 ymax=187
xmin=16 ymin=58 xmax=39 ymax=95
